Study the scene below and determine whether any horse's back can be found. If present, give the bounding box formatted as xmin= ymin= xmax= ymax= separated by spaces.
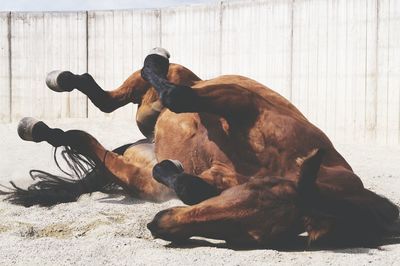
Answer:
xmin=193 ymin=74 xmax=307 ymax=121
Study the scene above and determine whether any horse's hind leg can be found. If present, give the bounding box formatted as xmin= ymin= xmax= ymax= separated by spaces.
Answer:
xmin=14 ymin=117 xmax=173 ymax=204
xmin=46 ymin=69 xmax=147 ymax=113
xmin=141 ymin=50 xmax=259 ymax=121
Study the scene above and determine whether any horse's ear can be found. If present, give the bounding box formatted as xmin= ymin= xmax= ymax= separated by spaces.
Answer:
xmin=296 ymin=149 xmax=325 ymax=192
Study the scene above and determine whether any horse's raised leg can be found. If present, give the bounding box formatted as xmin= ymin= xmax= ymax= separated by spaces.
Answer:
xmin=15 ymin=117 xmax=174 ymax=203
xmin=46 ymin=69 xmax=148 ymax=113
xmin=141 ymin=50 xmax=260 ymax=122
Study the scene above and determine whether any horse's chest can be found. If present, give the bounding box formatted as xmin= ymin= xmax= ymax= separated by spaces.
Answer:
xmin=154 ymin=111 xmax=231 ymax=175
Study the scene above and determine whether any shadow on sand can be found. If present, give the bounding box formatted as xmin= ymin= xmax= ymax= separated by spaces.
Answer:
xmin=165 ymin=231 xmax=400 ymax=253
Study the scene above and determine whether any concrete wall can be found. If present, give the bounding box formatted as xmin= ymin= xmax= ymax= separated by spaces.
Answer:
xmin=87 ymin=9 xmax=160 ymax=119
xmin=0 ymin=0 xmax=399 ymax=145
xmin=10 ymin=12 xmax=87 ymax=120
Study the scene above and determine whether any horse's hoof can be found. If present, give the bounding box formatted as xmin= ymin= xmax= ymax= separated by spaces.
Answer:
xmin=148 ymin=47 xmax=170 ymax=59
xmin=17 ymin=117 xmax=40 ymax=142
xmin=46 ymin=70 xmax=75 ymax=92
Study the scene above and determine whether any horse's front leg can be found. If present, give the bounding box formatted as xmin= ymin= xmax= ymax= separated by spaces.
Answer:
xmin=46 ymin=69 xmax=148 ymax=113
xmin=151 ymin=154 xmax=250 ymax=205
xmin=146 ymin=187 xmax=260 ymax=245
xmin=147 ymin=177 xmax=303 ymax=248
xmin=151 ymin=160 xmax=220 ymax=205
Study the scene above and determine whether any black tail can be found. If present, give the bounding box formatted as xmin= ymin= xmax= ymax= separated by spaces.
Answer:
xmin=296 ymin=148 xmax=400 ymax=244
xmin=0 ymin=142 xmax=138 ymax=207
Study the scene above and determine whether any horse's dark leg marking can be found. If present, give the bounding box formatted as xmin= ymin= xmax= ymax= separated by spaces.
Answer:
xmin=141 ymin=52 xmax=259 ymax=121
xmin=152 ymin=160 xmax=219 ymax=205
xmin=141 ymin=54 xmax=197 ymax=113
xmin=16 ymin=118 xmax=174 ymax=202
xmin=46 ymin=70 xmax=140 ymax=113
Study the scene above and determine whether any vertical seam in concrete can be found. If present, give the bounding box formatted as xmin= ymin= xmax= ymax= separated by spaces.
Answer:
xmin=159 ymin=9 xmax=162 ymax=47
xmin=140 ymin=12 xmax=143 ymax=60
xmin=85 ymin=11 xmax=89 ymax=118
xmin=8 ymin=12 xmax=12 ymax=122
xmin=373 ymin=0 xmax=379 ymax=141
xmin=386 ymin=0 xmax=390 ymax=144
xmin=364 ymin=0 xmax=369 ymax=142
xmin=396 ymin=1 xmax=400 ymax=145
xmin=289 ymin=0 xmax=294 ymax=101
xmin=324 ymin=0 xmax=329 ymax=132
xmin=218 ymin=1 xmax=223 ymax=75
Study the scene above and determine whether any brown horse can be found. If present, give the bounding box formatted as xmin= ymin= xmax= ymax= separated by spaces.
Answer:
xmin=3 ymin=48 xmax=398 ymax=247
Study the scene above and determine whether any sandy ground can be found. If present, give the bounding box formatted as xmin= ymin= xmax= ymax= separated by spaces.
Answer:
xmin=0 ymin=118 xmax=399 ymax=266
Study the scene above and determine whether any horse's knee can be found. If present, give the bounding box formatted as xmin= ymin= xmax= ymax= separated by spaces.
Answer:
xmin=147 ymin=209 xmax=173 ymax=238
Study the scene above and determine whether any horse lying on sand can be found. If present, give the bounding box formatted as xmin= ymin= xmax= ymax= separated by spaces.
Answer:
xmin=2 ymin=48 xmax=398 ymax=248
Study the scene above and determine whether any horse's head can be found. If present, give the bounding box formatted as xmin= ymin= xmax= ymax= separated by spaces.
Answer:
xmin=146 ymin=149 xmax=327 ymax=247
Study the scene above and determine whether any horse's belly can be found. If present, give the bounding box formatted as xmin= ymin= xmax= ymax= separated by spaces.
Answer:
xmin=154 ymin=110 xmax=232 ymax=175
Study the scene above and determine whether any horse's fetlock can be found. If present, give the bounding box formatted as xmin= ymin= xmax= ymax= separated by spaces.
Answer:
xmin=31 ymin=121 xmax=52 ymax=142
xmin=56 ymin=71 xmax=77 ymax=91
